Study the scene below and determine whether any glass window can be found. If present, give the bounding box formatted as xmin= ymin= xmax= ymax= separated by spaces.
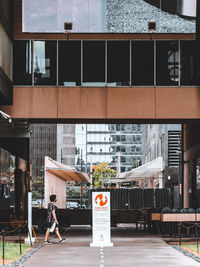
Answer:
xmin=120 ymin=124 xmax=125 ymax=131
xmin=23 ymin=0 xmax=106 ymax=33
xmin=120 ymin=146 xmax=125 ymax=152
xmin=58 ymin=41 xmax=81 ymax=86
xmin=34 ymin=41 xmax=57 ymax=85
xmin=13 ymin=41 xmax=32 ymax=85
xmin=181 ymin=41 xmax=200 ymax=85
xmin=83 ymin=41 xmax=105 ymax=86
xmin=156 ymin=41 xmax=179 ymax=86
xmin=107 ymin=41 xmax=130 ymax=86
xmin=116 ymin=125 xmax=120 ymax=131
xmin=132 ymin=41 xmax=154 ymax=86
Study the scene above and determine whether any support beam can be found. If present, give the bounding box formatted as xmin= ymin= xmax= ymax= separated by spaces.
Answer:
xmin=184 ymin=161 xmax=189 ymax=208
xmin=196 ymin=0 xmax=200 ymax=41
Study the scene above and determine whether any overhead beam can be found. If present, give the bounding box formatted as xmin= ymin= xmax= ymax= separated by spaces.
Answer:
xmin=196 ymin=0 xmax=200 ymax=41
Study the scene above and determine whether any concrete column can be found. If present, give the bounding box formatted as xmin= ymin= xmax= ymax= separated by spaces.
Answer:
xmin=18 ymin=158 xmax=27 ymax=172
xmin=159 ymin=173 xmax=163 ymax=188
xmin=184 ymin=161 xmax=189 ymax=208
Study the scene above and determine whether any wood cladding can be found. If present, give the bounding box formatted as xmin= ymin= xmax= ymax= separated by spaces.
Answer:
xmin=161 ymin=213 xmax=200 ymax=222
xmin=14 ymin=0 xmax=195 ymax=40
xmin=2 ymin=86 xmax=200 ymax=120
xmin=151 ymin=213 xmax=161 ymax=221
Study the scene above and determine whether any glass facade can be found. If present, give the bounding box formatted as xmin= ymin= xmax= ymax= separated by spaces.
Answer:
xmin=75 ymin=124 xmax=142 ymax=173
xmin=22 ymin=0 xmax=195 ymax=33
xmin=13 ymin=40 xmax=32 ymax=85
xmin=13 ymin=40 xmax=200 ymax=87
xmin=156 ymin=41 xmax=179 ymax=86
xmin=0 ymin=148 xmax=15 ymax=208
xmin=58 ymin=41 xmax=81 ymax=86
xmin=23 ymin=0 xmax=106 ymax=33
xmin=34 ymin=41 xmax=57 ymax=85
xmin=107 ymin=41 xmax=130 ymax=86
xmin=180 ymin=41 xmax=200 ymax=86
xmin=132 ymin=41 xmax=154 ymax=86
xmin=83 ymin=41 xmax=105 ymax=86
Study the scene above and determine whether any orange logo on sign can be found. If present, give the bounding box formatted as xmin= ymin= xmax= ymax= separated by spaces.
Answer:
xmin=95 ymin=194 xmax=108 ymax=206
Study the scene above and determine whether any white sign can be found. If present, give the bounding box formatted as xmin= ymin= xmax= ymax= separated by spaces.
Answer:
xmin=90 ymin=192 xmax=113 ymax=247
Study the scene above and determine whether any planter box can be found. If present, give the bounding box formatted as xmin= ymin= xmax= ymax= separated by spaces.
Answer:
xmin=161 ymin=213 xmax=198 ymax=222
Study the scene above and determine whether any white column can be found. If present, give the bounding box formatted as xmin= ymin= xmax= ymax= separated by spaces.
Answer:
xmin=90 ymin=147 xmax=93 ymax=188
xmin=159 ymin=172 xmax=163 ymax=188
xmin=25 ymin=192 xmax=35 ymax=243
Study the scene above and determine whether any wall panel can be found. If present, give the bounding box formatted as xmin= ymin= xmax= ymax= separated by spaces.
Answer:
xmin=3 ymin=86 xmax=200 ymax=120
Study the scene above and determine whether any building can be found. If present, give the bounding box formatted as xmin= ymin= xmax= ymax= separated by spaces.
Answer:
xmin=1 ymin=0 xmax=200 ymax=210
xmin=0 ymin=1 xmax=31 ymax=220
xmin=57 ymin=124 xmax=75 ymax=167
xmin=142 ymin=124 xmax=181 ymax=188
xmin=30 ymin=123 xmax=75 ymax=200
xmin=75 ymin=124 xmax=143 ymax=173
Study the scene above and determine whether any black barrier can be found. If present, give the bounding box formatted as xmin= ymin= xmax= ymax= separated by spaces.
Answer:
xmin=88 ymin=188 xmax=172 ymax=209
xmin=0 ymin=221 xmax=28 ymax=263
xmin=178 ymin=222 xmax=200 ymax=252
xmin=19 ymin=227 xmax=22 ymax=255
xmin=2 ymin=230 xmax=5 ymax=265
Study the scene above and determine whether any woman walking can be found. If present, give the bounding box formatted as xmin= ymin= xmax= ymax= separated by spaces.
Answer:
xmin=44 ymin=194 xmax=65 ymax=244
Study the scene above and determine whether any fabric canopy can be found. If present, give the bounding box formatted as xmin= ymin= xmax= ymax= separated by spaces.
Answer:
xmin=111 ymin=157 xmax=164 ymax=183
xmin=45 ymin=156 xmax=91 ymax=183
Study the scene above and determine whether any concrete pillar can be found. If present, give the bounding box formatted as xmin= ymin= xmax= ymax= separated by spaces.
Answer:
xmin=159 ymin=173 xmax=163 ymax=188
xmin=18 ymin=158 xmax=27 ymax=172
xmin=184 ymin=161 xmax=189 ymax=208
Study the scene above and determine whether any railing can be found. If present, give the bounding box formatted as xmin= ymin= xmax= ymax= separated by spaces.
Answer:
xmin=0 ymin=220 xmax=31 ymax=265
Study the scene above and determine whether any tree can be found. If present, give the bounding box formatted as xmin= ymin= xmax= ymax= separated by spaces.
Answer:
xmin=32 ymin=176 xmax=44 ymax=200
xmin=92 ymin=162 xmax=116 ymax=188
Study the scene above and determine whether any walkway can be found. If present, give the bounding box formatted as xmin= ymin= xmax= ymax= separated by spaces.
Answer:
xmin=22 ymin=227 xmax=199 ymax=267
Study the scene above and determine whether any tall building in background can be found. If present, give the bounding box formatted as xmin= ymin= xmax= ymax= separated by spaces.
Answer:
xmin=75 ymin=124 xmax=143 ymax=173
xmin=142 ymin=124 xmax=181 ymax=187
xmin=30 ymin=124 xmax=57 ymax=178
xmin=30 ymin=124 xmax=76 ymax=179
xmin=57 ymin=124 xmax=75 ymax=167
xmin=30 ymin=124 xmax=76 ymax=200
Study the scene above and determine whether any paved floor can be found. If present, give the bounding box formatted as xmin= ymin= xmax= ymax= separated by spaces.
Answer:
xmin=21 ymin=227 xmax=200 ymax=267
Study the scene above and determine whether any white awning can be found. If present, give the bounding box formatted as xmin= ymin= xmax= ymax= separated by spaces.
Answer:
xmin=111 ymin=157 xmax=164 ymax=183
xmin=45 ymin=156 xmax=91 ymax=183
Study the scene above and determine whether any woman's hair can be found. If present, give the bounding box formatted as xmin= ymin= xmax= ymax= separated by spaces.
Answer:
xmin=50 ymin=194 xmax=56 ymax=202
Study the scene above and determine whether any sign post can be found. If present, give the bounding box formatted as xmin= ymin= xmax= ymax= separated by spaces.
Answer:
xmin=25 ymin=192 xmax=35 ymax=244
xmin=90 ymin=191 xmax=113 ymax=247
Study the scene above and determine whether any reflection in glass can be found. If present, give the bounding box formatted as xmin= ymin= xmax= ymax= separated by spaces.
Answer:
xmin=83 ymin=41 xmax=105 ymax=86
xmin=132 ymin=41 xmax=154 ymax=86
xmin=0 ymin=148 xmax=15 ymax=208
xmin=58 ymin=41 xmax=81 ymax=86
xmin=181 ymin=41 xmax=200 ymax=85
xmin=34 ymin=41 xmax=56 ymax=85
xmin=13 ymin=41 xmax=32 ymax=85
xmin=75 ymin=124 xmax=143 ymax=173
xmin=156 ymin=41 xmax=179 ymax=86
xmin=107 ymin=41 xmax=130 ymax=86
xmin=23 ymin=0 xmax=105 ymax=33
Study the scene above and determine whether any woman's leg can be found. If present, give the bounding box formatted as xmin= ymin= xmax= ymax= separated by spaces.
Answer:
xmin=44 ymin=228 xmax=50 ymax=241
xmin=55 ymin=227 xmax=62 ymax=241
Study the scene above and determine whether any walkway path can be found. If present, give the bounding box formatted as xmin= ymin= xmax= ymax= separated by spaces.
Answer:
xmin=22 ymin=227 xmax=200 ymax=267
